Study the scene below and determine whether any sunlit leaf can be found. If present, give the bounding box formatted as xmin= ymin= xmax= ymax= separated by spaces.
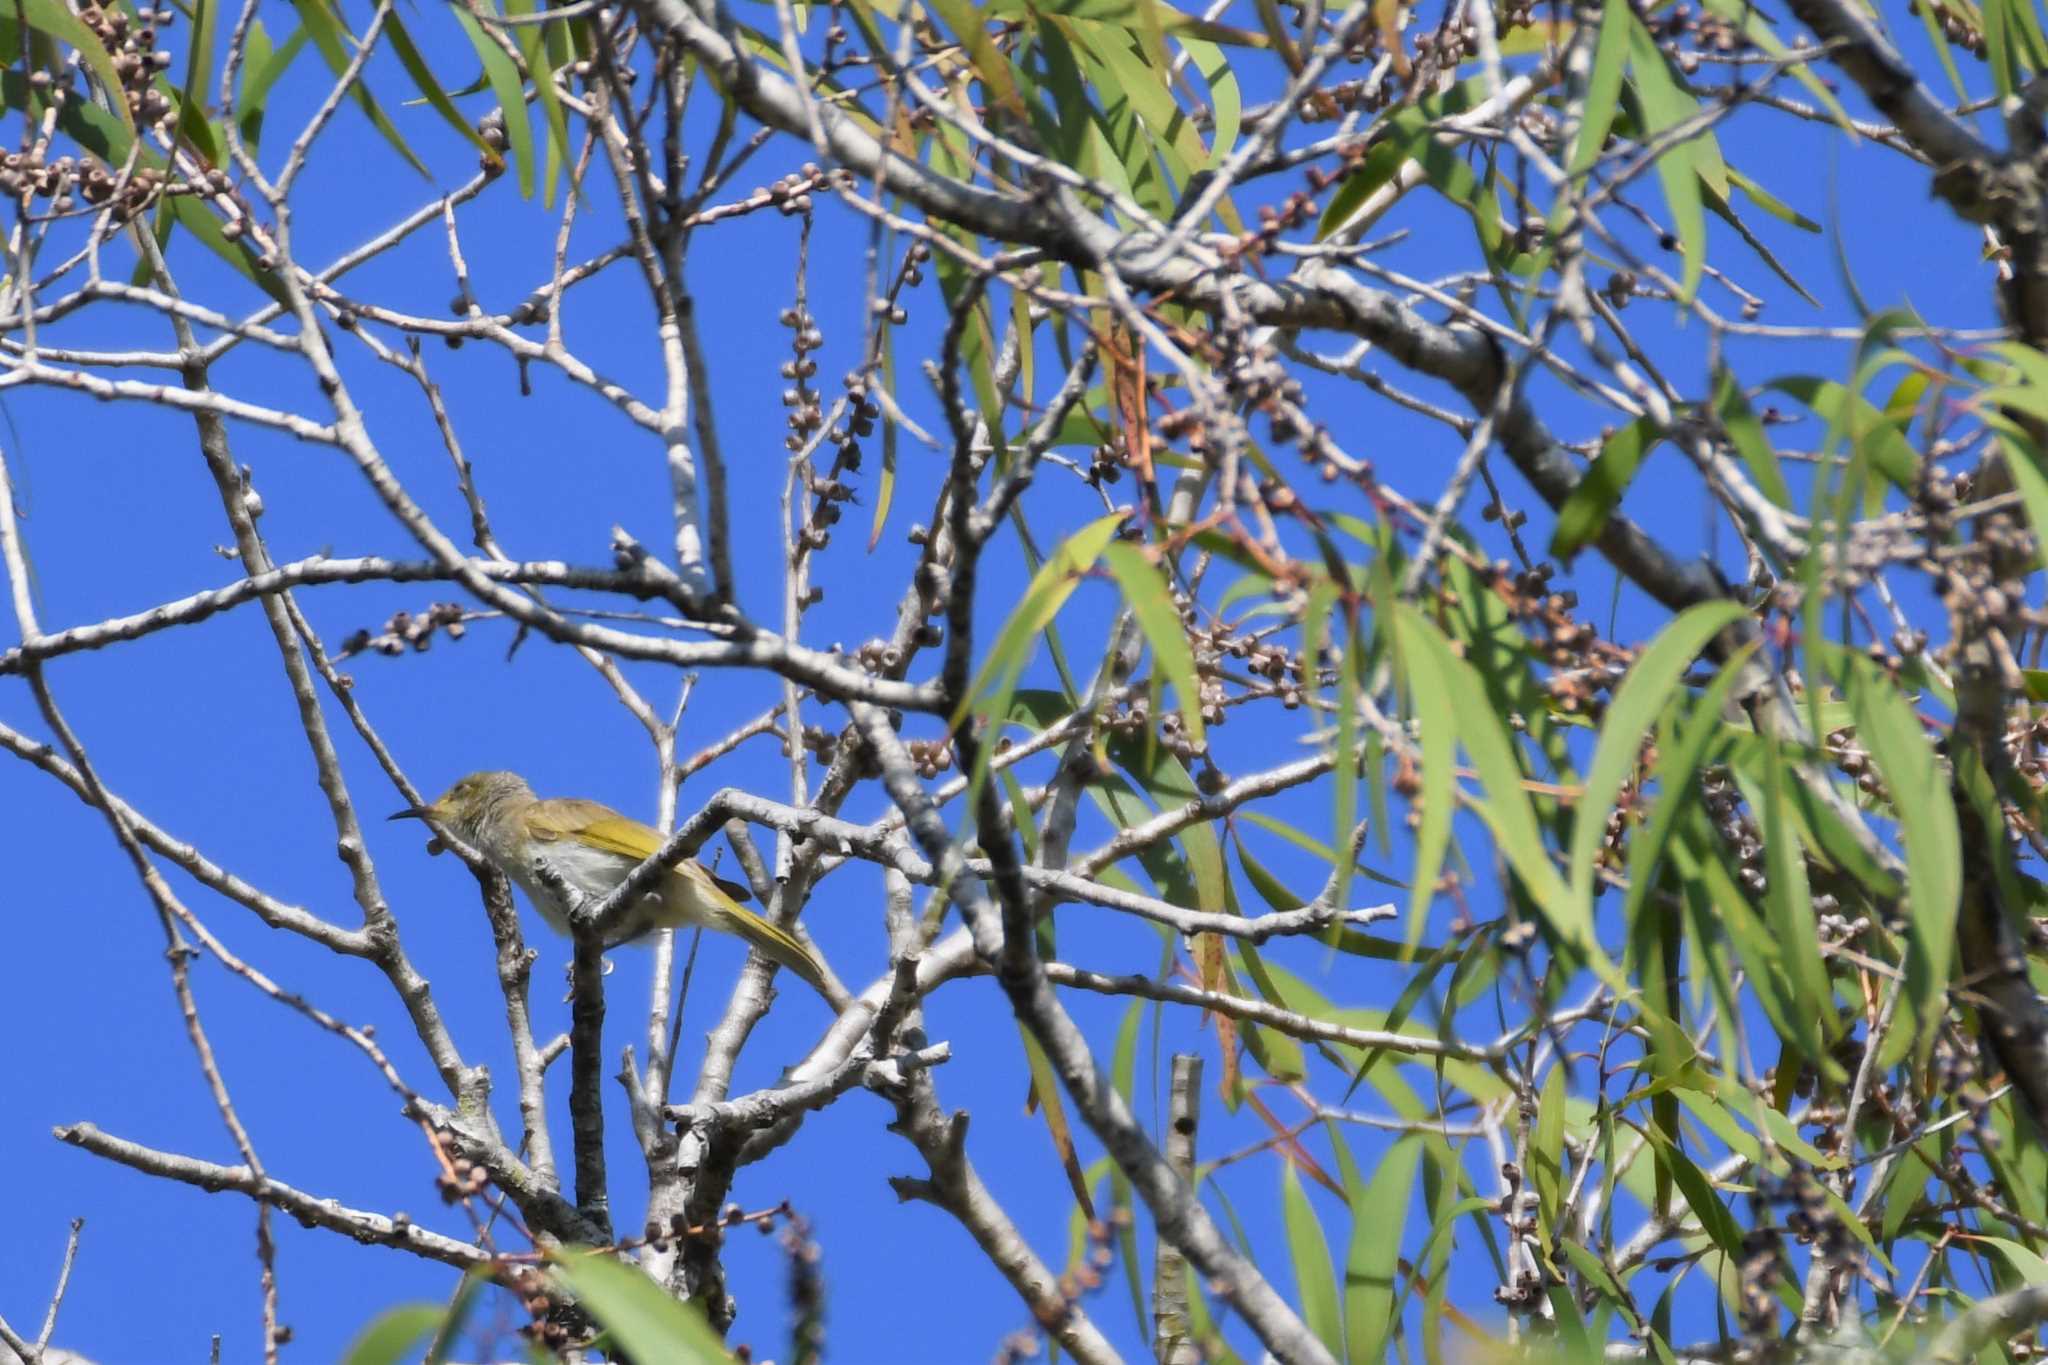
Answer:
xmin=1565 ymin=0 xmax=1628 ymax=176
xmin=1102 ymin=541 xmax=1203 ymax=745
xmin=550 ymin=1248 xmax=734 ymax=1362
xmin=341 ymin=1304 xmax=443 ymax=1365
xmin=1396 ymin=605 xmax=1590 ymax=958
xmin=1843 ymin=658 xmax=1959 ymax=1066
xmin=1020 ymin=1025 xmax=1098 ymax=1217
xmin=294 ymin=0 xmax=429 ymax=178
xmin=955 ymin=511 xmax=1128 ymax=733
xmin=1281 ymin=1164 xmax=1343 ymax=1356
xmin=1570 ymin=601 xmax=1744 ymax=908
xmin=1343 ymin=1138 xmax=1420 ymax=1363
xmin=1624 ymin=11 xmax=1706 ymax=303
xmin=1550 ymin=416 xmax=1663 ymax=562
xmin=451 ymin=0 xmax=534 ymax=193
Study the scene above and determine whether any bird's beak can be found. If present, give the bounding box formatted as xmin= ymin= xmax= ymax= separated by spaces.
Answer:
xmin=389 ymin=806 xmax=432 ymax=822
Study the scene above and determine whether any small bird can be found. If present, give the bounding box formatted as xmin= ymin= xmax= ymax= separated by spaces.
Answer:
xmin=393 ymin=770 xmax=830 ymax=997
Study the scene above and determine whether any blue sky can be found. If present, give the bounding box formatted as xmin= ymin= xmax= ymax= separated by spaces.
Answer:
xmin=0 ymin=2 xmax=2012 ymax=1362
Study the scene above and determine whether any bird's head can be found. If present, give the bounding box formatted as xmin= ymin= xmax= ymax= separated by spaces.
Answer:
xmin=391 ymin=770 xmax=534 ymax=840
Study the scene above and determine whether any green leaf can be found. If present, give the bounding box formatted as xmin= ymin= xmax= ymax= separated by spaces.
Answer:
xmin=870 ymin=327 xmax=901 ymax=549
xmin=1102 ymin=541 xmax=1203 ymax=745
xmin=1281 ymin=1164 xmax=1343 ymax=1356
xmin=1637 ymin=1124 xmax=1743 ymax=1259
xmin=1396 ymin=593 xmax=1454 ymax=944
xmin=176 ymin=0 xmax=220 ymax=177
xmin=506 ymin=0 xmax=570 ymax=203
xmin=451 ymin=0 xmax=535 ymax=195
xmin=237 ymin=22 xmax=310 ymax=153
xmin=550 ymin=1249 xmax=734 ymax=1362
xmin=1702 ymin=179 xmax=1820 ymax=307
xmin=1232 ymin=947 xmax=1309 ymax=1081
xmin=341 ymin=1304 xmax=444 ymax=1365
xmin=1107 ymin=1000 xmax=1147 ymax=1335
xmin=955 ymin=511 xmax=1128 ymax=732
xmin=1699 ymin=0 xmax=1854 ymax=130
xmin=1343 ymin=1139 xmax=1421 ymax=1364
xmin=1550 ymin=416 xmax=1662 ymax=562
xmin=1843 ymin=659 xmax=1959 ymax=1066
xmin=1988 ymin=0 xmax=2020 ymax=96
xmin=1530 ymin=1064 xmax=1567 ymax=1228
xmin=19 ymin=0 xmax=133 ymax=137
xmin=1020 ymin=1025 xmax=1098 ymax=1216
xmin=1570 ymin=600 xmax=1745 ymax=908
xmin=1319 ymin=80 xmax=1498 ymax=247
xmin=1396 ymin=605 xmax=1591 ymax=957
xmin=1316 ymin=135 xmax=1410 ymax=240
xmin=1714 ymin=368 xmax=1794 ymax=508
xmin=1624 ymin=10 xmax=1706 ymax=303
xmin=1759 ymin=735 xmax=1840 ymax=1045
xmin=1565 ymin=0 xmax=1628 ymax=176
xmin=293 ymin=0 xmax=429 ymax=178
xmin=1181 ymin=35 xmax=1240 ymax=169
xmin=1105 ymin=729 xmax=1226 ymax=917
xmin=1770 ymin=376 xmax=1921 ymax=493
xmin=1991 ymin=432 xmax=2048 ymax=574
xmin=1984 ymin=1236 xmax=2048 ymax=1285
xmin=931 ymin=0 xmax=1027 ymax=120
xmin=1725 ymin=165 xmax=1820 ymax=232
xmin=383 ymin=11 xmax=495 ymax=164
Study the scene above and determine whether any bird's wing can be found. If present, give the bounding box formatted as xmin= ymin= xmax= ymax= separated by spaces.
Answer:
xmin=527 ymin=799 xmax=661 ymax=858
xmin=527 ymin=800 xmax=752 ymax=900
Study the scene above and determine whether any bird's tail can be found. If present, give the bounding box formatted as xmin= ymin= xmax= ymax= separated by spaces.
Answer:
xmin=717 ymin=903 xmax=832 ymax=999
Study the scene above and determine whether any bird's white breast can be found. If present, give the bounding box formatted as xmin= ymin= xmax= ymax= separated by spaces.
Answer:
xmin=511 ymin=839 xmax=644 ymax=934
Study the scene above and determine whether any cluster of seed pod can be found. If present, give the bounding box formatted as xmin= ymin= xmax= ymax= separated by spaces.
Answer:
xmin=1488 ymin=1163 xmax=1546 ymax=1309
xmin=1907 ymin=0 xmax=1989 ymax=56
xmin=1731 ymin=1186 xmax=1792 ymax=1338
xmin=795 ymin=247 xmax=925 ymax=606
xmin=0 ymin=150 xmax=215 ymax=227
xmin=1699 ymin=767 xmax=1770 ymax=898
xmin=473 ymin=108 xmax=511 ymax=176
xmin=902 ymin=737 xmax=955 ymax=779
xmin=1927 ymin=1030 xmax=2017 ymax=1166
xmin=338 ymin=602 xmax=469 ymax=659
xmin=1295 ymin=77 xmax=1394 ymax=122
xmin=1689 ymin=10 xmax=1754 ymax=53
xmin=1464 ymin=562 xmax=1635 ymax=717
xmin=1411 ymin=23 xmax=1478 ymax=66
xmin=768 ymin=163 xmax=824 ymax=215
xmin=1325 ymin=4 xmax=1384 ymax=65
xmin=1154 ymin=706 xmax=1210 ymax=763
xmin=1589 ymin=745 xmax=1651 ymax=880
xmin=1051 ymin=1207 xmax=1130 ymax=1310
xmin=75 ymin=0 xmax=178 ymax=128
xmin=1086 ymin=435 xmax=1132 ymax=486
xmin=780 ymin=303 xmax=828 ymax=455
xmin=1221 ymin=188 xmax=1322 ymax=264
xmin=74 ymin=162 xmax=183 ymax=224
xmin=1824 ymin=728 xmax=1891 ymax=805
xmin=781 ymin=1212 xmax=827 ymax=1363
xmin=433 ymin=1151 xmax=491 ymax=1203
xmin=795 ymin=723 xmax=840 ymax=767
xmin=2004 ymin=712 xmax=2048 ymax=797
xmin=0 ymin=151 xmax=80 ymax=207
xmin=497 ymin=1264 xmax=576 ymax=1354
xmin=850 ymin=637 xmax=905 ymax=677
xmin=1815 ymin=905 xmax=1869 ymax=946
